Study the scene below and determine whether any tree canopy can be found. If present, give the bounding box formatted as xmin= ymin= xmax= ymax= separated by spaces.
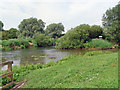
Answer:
xmin=18 ymin=17 xmax=45 ymax=38
xmin=89 ymin=25 xmax=103 ymax=39
xmin=45 ymin=23 xmax=64 ymax=38
xmin=56 ymin=24 xmax=90 ymax=49
xmin=0 ymin=21 xmax=4 ymax=31
xmin=102 ymin=3 xmax=120 ymax=45
xmin=8 ymin=28 xmax=18 ymax=39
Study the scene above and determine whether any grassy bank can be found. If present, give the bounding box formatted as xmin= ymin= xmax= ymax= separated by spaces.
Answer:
xmin=22 ymin=51 xmax=118 ymax=88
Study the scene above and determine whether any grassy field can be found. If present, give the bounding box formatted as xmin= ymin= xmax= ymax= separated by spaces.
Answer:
xmin=23 ymin=51 xmax=118 ymax=88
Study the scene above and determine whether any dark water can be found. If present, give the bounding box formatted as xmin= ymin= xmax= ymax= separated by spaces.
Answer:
xmin=0 ymin=47 xmax=118 ymax=70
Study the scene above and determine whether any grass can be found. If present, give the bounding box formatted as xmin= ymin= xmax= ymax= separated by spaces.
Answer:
xmin=84 ymin=39 xmax=113 ymax=49
xmin=22 ymin=51 xmax=118 ymax=88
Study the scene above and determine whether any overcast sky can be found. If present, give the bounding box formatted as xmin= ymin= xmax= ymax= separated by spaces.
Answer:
xmin=0 ymin=0 xmax=119 ymax=32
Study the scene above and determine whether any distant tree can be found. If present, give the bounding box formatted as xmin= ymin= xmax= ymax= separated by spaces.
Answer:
xmin=102 ymin=3 xmax=120 ymax=45
xmin=45 ymin=23 xmax=64 ymax=38
xmin=0 ymin=21 xmax=4 ymax=31
xmin=8 ymin=28 xmax=18 ymax=39
xmin=18 ymin=17 xmax=45 ymax=38
xmin=2 ymin=30 xmax=9 ymax=40
xmin=89 ymin=25 xmax=103 ymax=39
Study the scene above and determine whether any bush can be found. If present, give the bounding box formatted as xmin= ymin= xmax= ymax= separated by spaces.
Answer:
xmin=56 ymin=24 xmax=90 ymax=49
xmin=83 ymin=39 xmax=112 ymax=48
xmin=34 ymin=33 xmax=50 ymax=47
xmin=20 ymin=45 xmax=25 ymax=49
xmin=19 ymin=39 xmax=29 ymax=48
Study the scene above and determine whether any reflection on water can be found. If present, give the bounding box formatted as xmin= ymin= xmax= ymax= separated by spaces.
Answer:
xmin=0 ymin=47 xmax=118 ymax=70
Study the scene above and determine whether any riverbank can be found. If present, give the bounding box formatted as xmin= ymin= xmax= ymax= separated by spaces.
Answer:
xmin=9 ymin=51 xmax=118 ymax=88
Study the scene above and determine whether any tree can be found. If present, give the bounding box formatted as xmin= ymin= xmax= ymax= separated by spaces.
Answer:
xmin=8 ymin=28 xmax=18 ymax=39
xmin=2 ymin=30 xmax=9 ymax=40
xmin=0 ymin=21 xmax=4 ymax=31
xmin=56 ymin=24 xmax=90 ymax=49
xmin=102 ymin=3 xmax=120 ymax=45
xmin=18 ymin=17 xmax=45 ymax=38
xmin=34 ymin=33 xmax=49 ymax=47
xmin=89 ymin=25 xmax=103 ymax=39
xmin=45 ymin=23 xmax=64 ymax=38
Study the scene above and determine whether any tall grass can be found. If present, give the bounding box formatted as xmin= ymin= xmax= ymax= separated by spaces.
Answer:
xmin=83 ymin=39 xmax=113 ymax=48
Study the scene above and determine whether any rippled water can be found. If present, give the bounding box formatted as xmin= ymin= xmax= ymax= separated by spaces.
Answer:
xmin=0 ymin=47 xmax=118 ymax=70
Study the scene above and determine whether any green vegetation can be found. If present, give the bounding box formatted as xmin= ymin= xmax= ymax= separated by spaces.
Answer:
xmin=56 ymin=24 xmax=106 ymax=49
xmin=18 ymin=17 xmax=45 ymax=38
xmin=45 ymin=23 xmax=64 ymax=38
xmin=83 ymin=39 xmax=113 ymax=49
xmin=56 ymin=24 xmax=90 ymax=49
xmin=23 ymin=52 xmax=118 ymax=88
xmin=1 ymin=39 xmax=37 ymax=51
xmin=102 ymin=4 xmax=120 ymax=45
xmin=0 ymin=20 xmax=4 ymax=31
xmin=1 ymin=51 xmax=118 ymax=88
xmin=34 ymin=33 xmax=52 ymax=47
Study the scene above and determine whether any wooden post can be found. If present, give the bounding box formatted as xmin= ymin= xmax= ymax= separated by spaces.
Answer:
xmin=8 ymin=63 xmax=13 ymax=82
xmin=0 ymin=61 xmax=13 ymax=89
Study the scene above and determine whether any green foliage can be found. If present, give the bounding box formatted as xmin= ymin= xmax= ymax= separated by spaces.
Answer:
xmin=45 ymin=23 xmax=64 ymax=38
xmin=102 ymin=4 xmax=120 ymax=45
xmin=8 ymin=28 xmax=18 ymax=39
xmin=18 ymin=39 xmax=29 ymax=48
xmin=20 ymin=45 xmax=25 ymax=49
xmin=23 ymin=52 xmax=118 ymax=88
xmin=43 ymin=61 xmax=56 ymax=68
xmin=36 ymin=63 xmax=43 ymax=69
xmin=5 ymin=46 xmax=12 ymax=51
xmin=88 ymin=25 xmax=103 ymax=39
xmin=84 ymin=51 xmax=103 ymax=56
xmin=2 ymin=39 xmax=21 ymax=47
xmin=83 ymin=39 xmax=112 ymax=48
xmin=0 ymin=20 xmax=4 ymax=31
xmin=1 ymin=31 xmax=9 ymax=40
xmin=18 ymin=17 xmax=45 ymax=38
xmin=15 ymin=46 xmax=18 ymax=50
xmin=1 ymin=63 xmax=44 ymax=86
xmin=56 ymin=24 xmax=90 ymax=49
xmin=1 ymin=39 xmax=39 ymax=51
xmin=27 ymin=38 xmax=38 ymax=47
xmin=34 ymin=33 xmax=50 ymax=47
xmin=114 ymin=44 xmax=118 ymax=48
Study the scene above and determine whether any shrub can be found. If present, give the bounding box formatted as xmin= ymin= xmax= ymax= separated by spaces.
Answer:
xmin=56 ymin=24 xmax=90 ymax=49
xmin=19 ymin=39 xmax=29 ymax=48
xmin=20 ymin=45 xmax=25 ymax=49
xmin=83 ymin=39 xmax=112 ymax=48
xmin=34 ymin=33 xmax=50 ymax=47
xmin=114 ymin=44 xmax=118 ymax=48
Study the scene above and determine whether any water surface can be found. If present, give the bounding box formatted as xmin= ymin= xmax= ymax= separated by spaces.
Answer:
xmin=0 ymin=47 xmax=118 ymax=70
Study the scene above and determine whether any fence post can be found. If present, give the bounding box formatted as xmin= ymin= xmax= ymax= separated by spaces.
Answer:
xmin=8 ymin=63 xmax=13 ymax=82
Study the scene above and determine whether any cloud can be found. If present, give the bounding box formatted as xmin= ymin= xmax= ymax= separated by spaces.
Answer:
xmin=0 ymin=0 xmax=118 ymax=31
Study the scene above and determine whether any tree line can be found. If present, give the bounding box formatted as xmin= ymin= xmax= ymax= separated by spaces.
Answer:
xmin=0 ymin=3 xmax=120 ymax=47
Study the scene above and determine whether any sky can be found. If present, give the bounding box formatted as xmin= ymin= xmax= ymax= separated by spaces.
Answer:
xmin=0 ymin=0 xmax=119 ymax=32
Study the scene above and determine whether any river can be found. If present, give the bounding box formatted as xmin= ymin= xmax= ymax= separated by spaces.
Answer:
xmin=0 ymin=47 xmax=118 ymax=70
